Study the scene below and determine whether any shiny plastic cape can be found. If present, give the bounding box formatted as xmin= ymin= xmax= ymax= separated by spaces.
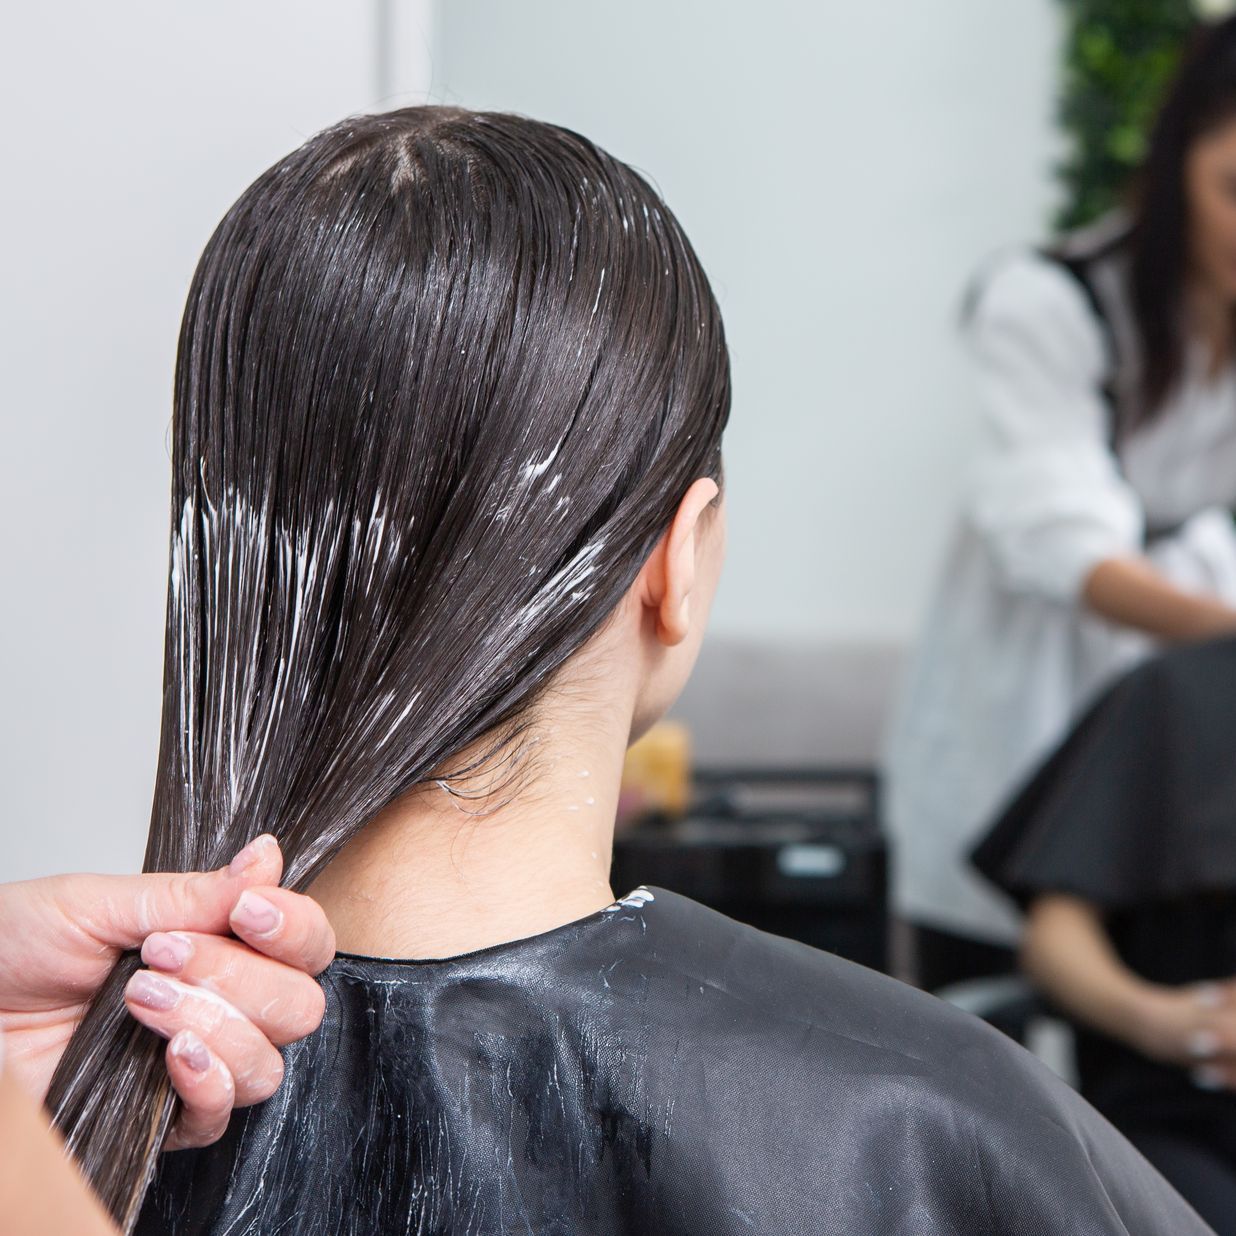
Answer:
xmin=136 ymin=887 xmax=1211 ymax=1234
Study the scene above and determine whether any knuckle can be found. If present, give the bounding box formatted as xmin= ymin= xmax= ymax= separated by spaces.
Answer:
xmin=194 ymin=998 xmax=230 ymax=1037
xmin=181 ymin=1119 xmax=228 ymax=1149
xmin=252 ymin=1052 xmax=286 ymax=1103
xmin=171 ymin=872 xmax=203 ymax=908
xmin=307 ymin=930 xmax=337 ymax=975
xmin=167 ymin=1081 xmax=233 ymax=1148
xmin=212 ymin=945 xmax=245 ymax=983
xmin=295 ymin=982 xmax=327 ymax=1037
xmin=302 ymin=905 xmax=336 ymax=967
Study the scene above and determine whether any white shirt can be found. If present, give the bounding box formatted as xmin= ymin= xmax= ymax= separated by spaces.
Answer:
xmin=884 ymin=240 xmax=1236 ymax=945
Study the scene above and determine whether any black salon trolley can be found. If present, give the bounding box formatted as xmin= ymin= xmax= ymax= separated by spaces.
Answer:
xmin=610 ymin=767 xmax=889 ymax=973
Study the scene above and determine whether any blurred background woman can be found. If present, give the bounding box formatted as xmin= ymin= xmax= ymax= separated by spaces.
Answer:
xmin=887 ymin=15 xmax=1236 ymax=990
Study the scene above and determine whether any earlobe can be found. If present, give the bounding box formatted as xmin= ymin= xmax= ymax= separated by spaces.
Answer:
xmin=657 ymin=595 xmax=691 ymax=647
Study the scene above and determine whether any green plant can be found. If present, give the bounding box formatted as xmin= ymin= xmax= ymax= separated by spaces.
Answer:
xmin=1056 ymin=0 xmax=1205 ymax=228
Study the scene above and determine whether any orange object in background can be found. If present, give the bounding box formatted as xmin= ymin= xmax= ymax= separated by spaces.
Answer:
xmin=618 ymin=721 xmax=691 ymax=829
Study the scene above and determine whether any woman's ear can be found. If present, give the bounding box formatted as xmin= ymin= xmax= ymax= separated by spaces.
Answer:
xmin=638 ymin=478 xmax=721 ymax=647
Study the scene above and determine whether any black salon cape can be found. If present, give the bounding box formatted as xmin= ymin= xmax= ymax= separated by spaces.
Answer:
xmin=136 ymin=888 xmax=1209 ymax=1235
xmin=973 ymin=635 xmax=1236 ymax=907
xmin=972 ymin=635 xmax=1236 ymax=1144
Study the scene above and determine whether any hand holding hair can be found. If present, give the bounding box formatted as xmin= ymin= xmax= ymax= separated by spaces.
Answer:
xmin=0 ymin=834 xmax=335 ymax=1150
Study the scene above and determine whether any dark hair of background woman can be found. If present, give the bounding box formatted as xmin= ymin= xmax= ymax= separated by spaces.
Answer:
xmin=1129 ymin=14 xmax=1236 ymax=424
xmin=44 ymin=106 xmax=730 ymax=1231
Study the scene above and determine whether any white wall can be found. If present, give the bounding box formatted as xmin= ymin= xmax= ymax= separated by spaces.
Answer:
xmin=429 ymin=0 xmax=1065 ymax=642
xmin=2 ymin=1 xmax=1059 ymax=878
xmin=0 ymin=1 xmax=432 ymax=880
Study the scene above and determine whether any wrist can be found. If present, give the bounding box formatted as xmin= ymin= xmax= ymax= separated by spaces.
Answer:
xmin=1121 ymin=982 xmax=1193 ymax=1062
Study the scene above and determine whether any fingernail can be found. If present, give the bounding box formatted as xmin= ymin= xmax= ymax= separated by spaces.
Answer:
xmin=228 ymin=834 xmax=277 ymax=875
xmin=127 ymin=970 xmax=180 ymax=1011
xmin=1192 ymin=1065 xmax=1227 ymax=1090
xmin=171 ymin=1030 xmax=211 ymax=1074
xmin=142 ymin=931 xmax=193 ymax=973
xmin=1188 ymin=1029 xmax=1220 ymax=1059
xmin=232 ymin=890 xmax=282 ymax=936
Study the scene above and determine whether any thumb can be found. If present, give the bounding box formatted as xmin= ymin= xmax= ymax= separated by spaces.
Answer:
xmin=74 ymin=835 xmax=285 ymax=950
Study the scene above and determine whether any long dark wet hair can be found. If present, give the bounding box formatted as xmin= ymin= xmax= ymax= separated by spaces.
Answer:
xmin=44 ymin=105 xmax=730 ymax=1230
xmin=1128 ymin=15 xmax=1236 ymax=423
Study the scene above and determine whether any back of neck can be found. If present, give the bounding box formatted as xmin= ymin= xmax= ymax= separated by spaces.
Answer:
xmin=307 ymin=766 xmax=619 ymax=960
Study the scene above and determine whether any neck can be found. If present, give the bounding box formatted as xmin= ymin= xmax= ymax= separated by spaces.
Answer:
xmin=306 ymin=721 xmax=624 ymax=960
